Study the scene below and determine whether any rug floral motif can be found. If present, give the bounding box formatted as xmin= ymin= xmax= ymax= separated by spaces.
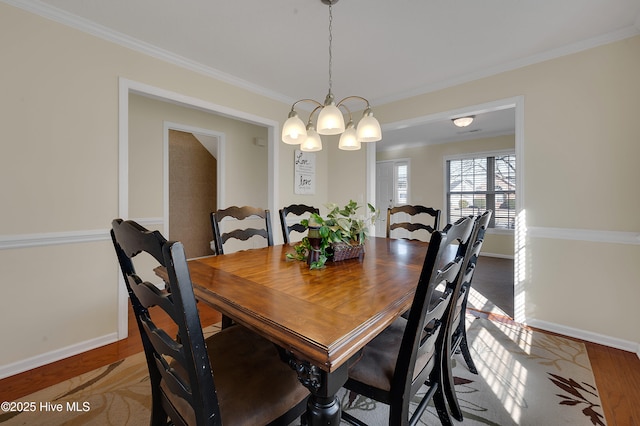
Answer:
xmin=341 ymin=316 xmax=606 ymax=425
xmin=1 ymin=318 xmax=606 ymax=425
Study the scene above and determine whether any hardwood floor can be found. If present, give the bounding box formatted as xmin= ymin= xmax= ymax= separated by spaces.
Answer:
xmin=472 ymin=256 xmax=514 ymax=317
xmin=2 ymin=301 xmax=639 ymax=425
xmin=0 ymin=303 xmax=221 ymax=404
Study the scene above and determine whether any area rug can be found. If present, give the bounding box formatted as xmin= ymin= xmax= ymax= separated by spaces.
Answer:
xmin=341 ymin=315 xmax=606 ymax=425
xmin=0 ymin=316 xmax=605 ymax=425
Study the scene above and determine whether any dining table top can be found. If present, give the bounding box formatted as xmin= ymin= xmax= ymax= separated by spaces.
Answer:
xmin=183 ymin=236 xmax=429 ymax=373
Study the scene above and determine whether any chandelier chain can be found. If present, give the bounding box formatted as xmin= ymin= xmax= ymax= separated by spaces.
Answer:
xmin=280 ymin=0 xmax=381 ymax=150
xmin=328 ymin=3 xmax=333 ymax=95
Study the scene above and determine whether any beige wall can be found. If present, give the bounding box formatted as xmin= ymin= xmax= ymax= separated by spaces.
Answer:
xmin=378 ymin=134 xmax=516 ymax=257
xmin=1 ymin=2 xmax=638 ymax=374
xmin=129 ymin=94 xmax=269 ymax=216
xmin=0 ymin=4 xmax=285 ymax=371
xmin=374 ymin=37 xmax=640 ymax=347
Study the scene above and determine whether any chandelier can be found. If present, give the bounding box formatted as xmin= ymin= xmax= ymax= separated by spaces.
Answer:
xmin=281 ymin=0 xmax=382 ymax=152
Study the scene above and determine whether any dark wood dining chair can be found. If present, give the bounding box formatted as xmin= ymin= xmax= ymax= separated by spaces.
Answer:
xmin=279 ymin=204 xmax=319 ymax=244
xmin=111 ymin=219 xmax=308 ymax=426
xmin=443 ymin=209 xmax=492 ymax=420
xmin=210 ymin=206 xmax=273 ymax=255
xmin=387 ymin=205 xmax=441 ymax=241
xmin=341 ymin=216 xmax=474 ymax=426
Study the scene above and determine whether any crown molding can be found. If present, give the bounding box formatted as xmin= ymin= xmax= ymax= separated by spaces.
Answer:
xmin=2 ymin=0 xmax=294 ymax=105
xmin=5 ymin=0 xmax=639 ymax=108
xmin=373 ymin=25 xmax=640 ymax=106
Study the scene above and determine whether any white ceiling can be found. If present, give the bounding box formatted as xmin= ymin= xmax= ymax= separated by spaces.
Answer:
xmin=13 ymin=0 xmax=640 ymax=148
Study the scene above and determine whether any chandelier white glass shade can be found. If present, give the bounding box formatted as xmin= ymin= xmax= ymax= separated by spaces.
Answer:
xmin=338 ymin=121 xmax=360 ymax=150
xmin=300 ymin=125 xmax=323 ymax=152
xmin=452 ymin=116 xmax=475 ymax=127
xmin=282 ymin=0 xmax=381 ymax=152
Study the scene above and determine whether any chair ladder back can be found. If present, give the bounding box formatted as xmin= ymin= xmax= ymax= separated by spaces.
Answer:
xmin=111 ymin=219 xmax=221 ymax=425
xmin=342 ymin=220 xmax=474 ymax=426
xmin=210 ymin=206 xmax=273 ymax=255
xmin=386 ymin=205 xmax=441 ymax=241
xmin=393 ymin=224 xmax=468 ymax=425
xmin=279 ymin=204 xmax=319 ymax=244
xmin=443 ymin=210 xmax=493 ymax=421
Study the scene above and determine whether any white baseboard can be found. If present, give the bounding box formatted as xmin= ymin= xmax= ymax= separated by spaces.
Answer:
xmin=480 ymin=252 xmax=514 ymax=260
xmin=526 ymin=318 xmax=640 ymax=359
xmin=0 ymin=332 xmax=118 ymax=380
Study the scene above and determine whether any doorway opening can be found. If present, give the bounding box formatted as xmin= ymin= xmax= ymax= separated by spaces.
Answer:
xmin=371 ymin=97 xmax=524 ymax=322
xmin=118 ymin=77 xmax=279 ymax=339
xmin=166 ymin=125 xmax=224 ymax=259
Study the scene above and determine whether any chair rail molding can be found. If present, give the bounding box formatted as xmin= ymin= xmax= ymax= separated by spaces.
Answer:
xmin=527 ymin=226 xmax=640 ymax=245
xmin=0 ymin=218 xmax=163 ymax=250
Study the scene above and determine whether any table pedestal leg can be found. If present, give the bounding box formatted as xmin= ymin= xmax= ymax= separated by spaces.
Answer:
xmin=307 ymin=395 xmax=341 ymax=426
xmin=287 ymin=355 xmax=348 ymax=426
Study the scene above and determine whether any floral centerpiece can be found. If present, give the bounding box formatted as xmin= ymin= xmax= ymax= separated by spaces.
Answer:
xmin=286 ymin=200 xmax=378 ymax=269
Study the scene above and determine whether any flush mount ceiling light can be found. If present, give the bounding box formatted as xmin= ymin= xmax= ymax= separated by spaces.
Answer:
xmin=452 ymin=116 xmax=475 ymax=128
xmin=282 ymin=0 xmax=382 ymax=152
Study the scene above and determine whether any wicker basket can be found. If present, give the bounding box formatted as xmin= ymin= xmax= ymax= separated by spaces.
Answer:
xmin=330 ymin=242 xmax=365 ymax=262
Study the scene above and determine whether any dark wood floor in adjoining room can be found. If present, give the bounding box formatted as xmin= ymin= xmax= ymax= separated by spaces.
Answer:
xmin=1 ymin=266 xmax=639 ymax=425
xmin=472 ymin=256 xmax=514 ymax=317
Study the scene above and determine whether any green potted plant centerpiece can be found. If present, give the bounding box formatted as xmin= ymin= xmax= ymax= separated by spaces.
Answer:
xmin=286 ymin=200 xmax=378 ymax=269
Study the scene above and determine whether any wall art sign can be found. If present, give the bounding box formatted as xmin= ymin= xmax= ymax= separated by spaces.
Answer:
xmin=294 ymin=149 xmax=315 ymax=195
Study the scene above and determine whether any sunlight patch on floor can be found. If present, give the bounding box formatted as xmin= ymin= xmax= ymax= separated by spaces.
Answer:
xmin=475 ymin=325 xmax=528 ymax=424
xmin=467 ymin=287 xmax=508 ymax=316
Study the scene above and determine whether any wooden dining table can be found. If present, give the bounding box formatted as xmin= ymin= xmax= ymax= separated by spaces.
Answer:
xmin=182 ymin=236 xmax=429 ymax=425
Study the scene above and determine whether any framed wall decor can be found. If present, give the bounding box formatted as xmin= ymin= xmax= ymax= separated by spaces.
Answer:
xmin=294 ymin=149 xmax=315 ymax=195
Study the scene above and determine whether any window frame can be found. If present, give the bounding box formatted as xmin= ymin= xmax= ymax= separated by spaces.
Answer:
xmin=443 ymin=150 xmax=516 ymax=234
xmin=394 ymin=160 xmax=410 ymax=206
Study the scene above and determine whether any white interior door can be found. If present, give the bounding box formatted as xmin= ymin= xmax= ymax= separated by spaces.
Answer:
xmin=376 ymin=161 xmax=394 ymax=234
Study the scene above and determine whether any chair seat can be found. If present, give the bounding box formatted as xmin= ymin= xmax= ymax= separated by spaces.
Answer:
xmin=347 ymin=317 xmax=436 ymax=393
xmin=165 ymin=325 xmax=308 ymax=426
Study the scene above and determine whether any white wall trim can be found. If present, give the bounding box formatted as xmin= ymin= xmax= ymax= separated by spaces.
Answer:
xmin=0 ymin=229 xmax=109 ymax=250
xmin=5 ymin=0 xmax=638 ymax=108
xmin=0 ymin=218 xmax=164 ymax=250
xmin=374 ymin=26 xmax=640 ymax=105
xmin=2 ymin=0 xmax=292 ymax=105
xmin=365 ymin=141 xmax=377 ymax=237
xmin=0 ymin=332 xmax=118 ymax=380
xmin=480 ymin=252 xmax=514 ymax=260
xmin=529 ymin=227 xmax=640 ymax=245
xmin=118 ymin=77 xmax=280 ymax=340
xmin=526 ymin=318 xmax=640 ymax=359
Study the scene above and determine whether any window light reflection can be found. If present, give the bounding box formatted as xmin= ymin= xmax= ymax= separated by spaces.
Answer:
xmin=472 ymin=326 xmax=529 ymax=424
xmin=514 ymin=209 xmax=527 ymax=322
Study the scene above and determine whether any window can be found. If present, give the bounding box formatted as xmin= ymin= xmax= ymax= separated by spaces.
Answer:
xmin=446 ymin=152 xmax=516 ymax=229
xmin=395 ymin=162 xmax=408 ymax=205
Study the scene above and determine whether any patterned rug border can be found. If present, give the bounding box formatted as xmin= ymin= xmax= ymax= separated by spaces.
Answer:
xmin=0 ymin=317 xmax=606 ymax=425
